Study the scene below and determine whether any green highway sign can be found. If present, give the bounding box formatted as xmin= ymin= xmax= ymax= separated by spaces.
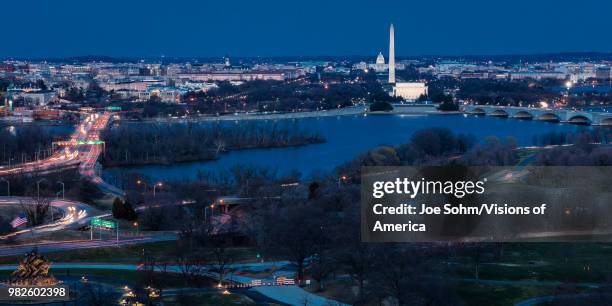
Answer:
xmin=106 ymin=106 xmax=121 ymax=111
xmin=90 ymin=218 xmax=116 ymax=229
xmin=76 ymin=140 xmax=105 ymax=145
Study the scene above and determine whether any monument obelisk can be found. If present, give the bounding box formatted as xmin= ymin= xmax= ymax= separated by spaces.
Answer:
xmin=388 ymin=23 xmax=396 ymax=84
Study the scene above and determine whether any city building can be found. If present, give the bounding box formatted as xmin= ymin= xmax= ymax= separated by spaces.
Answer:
xmin=176 ymin=71 xmax=286 ymax=82
xmin=509 ymin=71 xmax=567 ymax=80
xmin=393 ymin=82 xmax=428 ymax=101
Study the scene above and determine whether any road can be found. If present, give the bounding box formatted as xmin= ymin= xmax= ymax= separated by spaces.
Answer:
xmin=0 ymin=234 xmax=177 ymax=256
xmin=0 ymin=197 xmax=91 ymax=239
xmin=77 ymin=112 xmax=125 ymax=197
xmin=0 ymin=112 xmax=125 ymax=197
xmin=0 ymin=113 xmax=96 ymax=176
xmin=0 ymin=194 xmax=180 ymax=255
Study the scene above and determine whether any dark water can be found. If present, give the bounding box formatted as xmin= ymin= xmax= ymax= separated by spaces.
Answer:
xmin=102 ymin=114 xmax=592 ymax=182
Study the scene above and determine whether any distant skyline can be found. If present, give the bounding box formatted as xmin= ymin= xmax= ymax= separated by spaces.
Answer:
xmin=3 ymin=0 xmax=612 ymax=58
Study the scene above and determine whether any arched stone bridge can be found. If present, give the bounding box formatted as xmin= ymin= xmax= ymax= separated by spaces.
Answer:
xmin=463 ymin=105 xmax=612 ymax=126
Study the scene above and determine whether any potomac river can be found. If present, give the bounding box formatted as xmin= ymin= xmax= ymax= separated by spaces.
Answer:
xmin=102 ymin=112 xmax=592 ymax=182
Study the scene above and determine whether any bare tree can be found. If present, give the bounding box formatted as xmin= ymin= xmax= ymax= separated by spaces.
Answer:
xmin=20 ymin=198 xmax=50 ymax=226
xmin=81 ymin=283 xmax=116 ymax=306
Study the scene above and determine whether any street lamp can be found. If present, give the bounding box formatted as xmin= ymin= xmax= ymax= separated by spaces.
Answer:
xmin=36 ymin=178 xmax=48 ymax=200
xmin=205 ymin=203 xmax=215 ymax=221
xmin=133 ymin=222 xmax=139 ymax=236
xmin=337 ymin=175 xmax=348 ymax=187
xmin=136 ymin=180 xmax=147 ymax=193
xmin=57 ymin=181 xmax=65 ymax=199
xmin=153 ymin=182 xmax=162 ymax=197
xmin=0 ymin=178 xmax=9 ymax=197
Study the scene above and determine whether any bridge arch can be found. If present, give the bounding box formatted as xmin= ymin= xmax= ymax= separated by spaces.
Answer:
xmin=600 ymin=118 xmax=612 ymax=126
xmin=567 ymin=115 xmax=591 ymax=125
xmin=489 ymin=109 xmax=509 ymax=117
xmin=470 ymin=108 xmax=486 ymax=115
xmin=536 ymin=112 xmax=561 ymax=122
xmin=513 ymin=111 xmax=534 ymax=120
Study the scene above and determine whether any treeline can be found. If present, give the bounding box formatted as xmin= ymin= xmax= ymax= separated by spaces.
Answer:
xmin=532 ymin=129 xmax=612 ymax=166
xmin=100 ymin=122 xmax=325 ymax=166
xmin=337 ymin=127 xmax=517 ymax=180
xmin=0 ymin=125 xmax=70 ymax=166
xmin=535 ymin=145 xmax=612 ymax=166
xmin=458 ymin=79 xmax=559 ymax=106
xmin=532 ymin=129 xmax=612 ymax=147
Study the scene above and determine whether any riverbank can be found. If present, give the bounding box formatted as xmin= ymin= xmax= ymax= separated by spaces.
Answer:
xmin=100 ymin=121 xmax=325 ymax=168
xmin=125 ymin=104 xmax=445 ymax=123
xmin=101 ymin=138 xmax=326 ymax=167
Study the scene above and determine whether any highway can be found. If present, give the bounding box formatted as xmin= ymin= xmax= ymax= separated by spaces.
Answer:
xmin=76 ymin=112 xmax=125 ymax=197
xmin=0 ymin=112 xmax=125 ymax=197
xmin=0 ymin=234 xmax=177 ymax=257
xmin=0 ymin=195 xmax=177 ymax=256
xmin=0 ymin=197 xmax=91 ymax=239
xmin=0 ymin=113 xmax=97 ymax=176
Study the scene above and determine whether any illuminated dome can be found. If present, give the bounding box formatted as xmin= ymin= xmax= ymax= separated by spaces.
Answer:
xmin=376 ymin=52 xmax=385 ymax=65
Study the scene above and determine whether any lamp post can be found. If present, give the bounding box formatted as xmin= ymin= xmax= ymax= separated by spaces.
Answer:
xmin=57 ymin=181 xmax=65 ymax=199
xmin=133 ymin=222 xmax=139 ymax=237
xmin=153 ymin=182 xmax=162 ymax=197
xmin=37 ymin=178 xmax=52 ymax=221
xmin=0 ymin=178 xmax=9 ymax=197
xmin=36 ymin=179 xmax=48 ymax=200
xmin=205 ymin=203 xmax=215 ymax=222
xmin=337 ymin=175 xmax=348 ymax=188
xmin=136 ymin=180 xmax=147 ymax=194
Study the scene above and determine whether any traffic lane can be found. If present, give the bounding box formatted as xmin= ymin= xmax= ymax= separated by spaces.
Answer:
xmin=0 ymin=234 xmax=177 ymax=257
xmin=0 ymin=197 xmax=91 ymax=238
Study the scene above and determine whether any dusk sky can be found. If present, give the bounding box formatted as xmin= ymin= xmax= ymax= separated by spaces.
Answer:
xmin=3 ymin=0 xmax=611 ymax=58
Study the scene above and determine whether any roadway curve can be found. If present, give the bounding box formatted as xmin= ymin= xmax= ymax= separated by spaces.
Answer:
xmin=0 ymin=196 xmax=92 ymax=240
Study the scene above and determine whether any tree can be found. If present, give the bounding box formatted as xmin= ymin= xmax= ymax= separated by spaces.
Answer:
xmin=82 ymin=283 xmax=117 ymax=306
xmin=112 ymin=198 xmax=126 ymax=219
xmin=267 ymin=204 xmax=328 ymax=283
xmin=20 ymin=198 xmax=49 ymax=226
xmin=437 ymin=101 xmax=460 ymax=111
xmin=112 ymin=198 xmax=137 ymax=221
xmin=371 ymin=245 xmax=460 ymax=305
xmin=308 ymin=181 xmax=320 ymax=200
xmin=369 ymin=101 xmax=393 ymax=112
xmin=194 ymin=223 xmax=234 ymax=286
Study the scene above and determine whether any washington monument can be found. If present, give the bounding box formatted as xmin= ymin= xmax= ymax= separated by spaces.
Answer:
xmin=388 ymin=23 xmax=395 ymax=84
